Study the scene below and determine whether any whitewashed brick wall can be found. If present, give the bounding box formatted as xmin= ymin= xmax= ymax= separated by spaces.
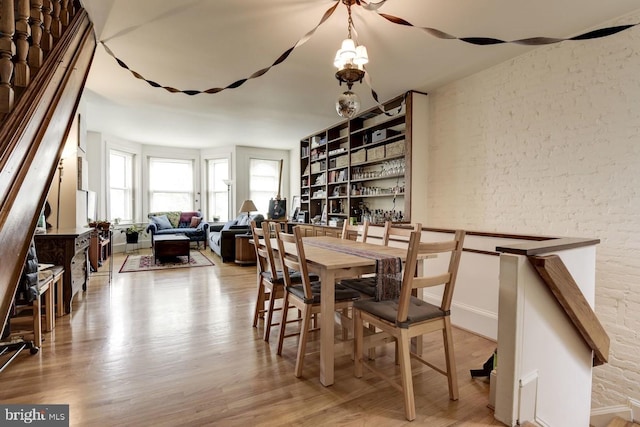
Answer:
xmin=426 ymin=11 xmax=640 ymax=409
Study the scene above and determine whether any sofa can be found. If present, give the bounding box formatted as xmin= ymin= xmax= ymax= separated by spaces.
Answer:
xmin=146 ymin=211 xmax=210 ymax=248
xmin=209 ymin=213 xmax=264 ymax=262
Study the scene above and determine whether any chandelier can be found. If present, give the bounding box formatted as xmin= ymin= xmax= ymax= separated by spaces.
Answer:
xmin=334 ymin=0 xmax=368 ymax=118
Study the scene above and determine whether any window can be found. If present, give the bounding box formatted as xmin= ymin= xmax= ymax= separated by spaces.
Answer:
xmin=148 ymin=157 xmax=194 ymax=212
xmin=249 ymin=158 xmax=280 ymax=214
xmin=207 ymin=158 xmax=230 ymax=221
xmin=109 ymin=150 xmax=134 ymax=222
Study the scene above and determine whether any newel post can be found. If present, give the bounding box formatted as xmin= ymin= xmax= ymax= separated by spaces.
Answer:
xmin=0 ymin=0 xmax=16 ymax=114
xmin=15 ymin=0 xmax=31 ymax=88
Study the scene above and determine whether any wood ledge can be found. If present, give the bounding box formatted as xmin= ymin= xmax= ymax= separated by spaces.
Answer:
xmin=496 ymin=237 xmax=600 ymax=256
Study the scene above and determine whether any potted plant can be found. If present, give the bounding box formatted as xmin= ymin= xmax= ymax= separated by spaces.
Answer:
xmin=121 ymin=224 xmax=146 ymax=244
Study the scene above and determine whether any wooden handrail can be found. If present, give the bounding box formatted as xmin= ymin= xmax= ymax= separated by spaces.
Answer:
xmin=0 ymin=1 xmax=94 ymax=335
xmin=529 ymin=254 xmax=609 ymax=366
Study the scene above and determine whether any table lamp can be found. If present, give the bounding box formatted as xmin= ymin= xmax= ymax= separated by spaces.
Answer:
xmin=239 ymin=199 xmax=257 ymax=218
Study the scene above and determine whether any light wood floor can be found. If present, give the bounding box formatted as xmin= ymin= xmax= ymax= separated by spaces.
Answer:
xmin=1 ymin=248 xmax=504 ymax=426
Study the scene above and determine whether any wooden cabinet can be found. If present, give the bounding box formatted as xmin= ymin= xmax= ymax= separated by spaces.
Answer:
xmin=286 ymin=223 xmax=342 ymax=238
xmin=234 ymin=234 xmax=256 ymax=265
xmin=299 ymin=90 xmax=427 ymax=226
xmin=34 ymin=228 xmax=91 ymax=314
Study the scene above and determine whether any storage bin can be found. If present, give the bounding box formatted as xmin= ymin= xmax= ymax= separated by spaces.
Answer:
xmin=367 ymin=146 xmax=385 ymax=161
xmin=385 ymin=140 xmax=405 ymax=157
xmin=351 ymin=149 xmax=366 ymax=164
xmin=336 ymin=155 xmax=348 ymax=168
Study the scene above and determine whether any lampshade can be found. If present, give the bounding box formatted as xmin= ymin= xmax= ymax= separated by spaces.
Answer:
xmin=339 ymin=38 xmax=356 ymax=60
xmin=239 ymin=199 xmax=257 ymax=214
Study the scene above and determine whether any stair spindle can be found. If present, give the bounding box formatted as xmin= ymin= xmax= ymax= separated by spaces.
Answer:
xmin=59 ymin=0 xmax=68 ymax=27
xmin=0 ymin=0 xmax=16 ymax=114
xmin=28 ymin=0 xmax=44 ymax=71
xmin=50 ymin=0 xmax=60 ymax=40
xmin=15 ymin=0 xmax=31 ymax=88
xmin=41 ymin=0 xmax=52 ymax=52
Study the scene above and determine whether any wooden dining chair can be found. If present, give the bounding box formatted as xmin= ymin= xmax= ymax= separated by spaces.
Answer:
xmin=383 ymin=221 xmax=423 ymax=248
xmin=341 ymin=220 xmax=369 ymax=242
xmin=353 ymin=229 xmax=465 ymax=421
xmin=340 ymin=222 xmax=422 ymax=298
xmin=250 ymin=220 xmax=282 ymax=342
xmin=251 ymin=221 xmax=318 ymax=342
xmin=361 ymin=221 xmax=389 ymax=246
xmin=275 ymin=226 xmax=360 ymax=378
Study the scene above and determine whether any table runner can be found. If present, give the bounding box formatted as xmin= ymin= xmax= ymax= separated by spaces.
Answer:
xmin=304 ymin=239 xmax=402 ymax=301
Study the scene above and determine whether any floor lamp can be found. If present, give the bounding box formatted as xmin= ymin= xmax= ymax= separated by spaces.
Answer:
xmin=222 ymin=179 xmax=232 ymax=221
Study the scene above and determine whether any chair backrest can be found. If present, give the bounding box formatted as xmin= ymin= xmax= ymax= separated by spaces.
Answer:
xmin=384 ymin=222 xmax=422 ymax=248
xmin=396 ymin=230 xmax=465 ymax=323
xmin=341 ymin=220 xmax=369 ymax=242
xmin=362 ymin=221 xmax=389 ymax=245
xmin=250 ymin=220 xmax=279 ymax=277
xmin=274 ymin=226 xmax=314 ymax=301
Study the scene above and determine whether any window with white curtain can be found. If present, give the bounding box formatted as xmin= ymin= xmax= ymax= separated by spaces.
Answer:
xmin=249 ymin=158 xmax=279 ymax=214
xmin=109 ymin=150 xmax=134 ymax=222
xmin=206 ymin=158 xmax=230 ymax=221
xmin=148 ymin=157 xmax=194 ymax=212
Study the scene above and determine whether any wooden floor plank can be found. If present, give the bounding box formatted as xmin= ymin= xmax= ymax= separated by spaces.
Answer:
xmin=1 ymin=248 xmax=503 ymax=426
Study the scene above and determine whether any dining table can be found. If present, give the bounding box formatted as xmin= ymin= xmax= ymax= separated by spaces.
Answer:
xmin=272 ymin=234 xmax=426 ymax=386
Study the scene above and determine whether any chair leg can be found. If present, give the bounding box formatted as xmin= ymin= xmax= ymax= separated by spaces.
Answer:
xmin=443 ymin=317 xmax=459 ymax=400
xmin=252 ymin=279 xmax=265 ymax=328
xmin=294 ymin=305 xmax=312 ymax=378
xmin=264 ymin=286 xmax=278 ymax=342
xmin=32 ymin=298 xmax=42 ymax=348
xmin=398 ymin=329 xmax=416 ymax=421
xmin=367 ymin=323 xmax=377 ymax=360
xmin=354 ymin=309 xmax=364 ymax=378
xmin=44 ymin=285 xmax=54 ymax=332
xmin=277 ymin=293 xmax=290 ymax=356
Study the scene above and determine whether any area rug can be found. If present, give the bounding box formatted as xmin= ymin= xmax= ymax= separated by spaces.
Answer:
xmin=119 ymin=250 xmax=214 ymax=273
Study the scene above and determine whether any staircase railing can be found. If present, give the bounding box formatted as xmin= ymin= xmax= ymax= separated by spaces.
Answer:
xmin=0 ymin=0 xmax=95 ymax=336
xmin=495 ymin=237 xmax=608 ymax=426
xmin=529 ymin=254 xmax=610 ymax=366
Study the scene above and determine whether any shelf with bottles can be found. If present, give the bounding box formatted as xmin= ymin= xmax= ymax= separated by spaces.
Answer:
xmin=351 ymin=158 xmax=406 ymax=181
xmin=360 ymin=208 xmax=406 ymax=225
xmin=351 ymin=153 xmax=405 ymax=169
xmin=349 ymin=181 xmax=405 ymax=197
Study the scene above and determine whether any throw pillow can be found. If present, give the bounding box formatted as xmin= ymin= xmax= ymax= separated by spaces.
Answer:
xmin=151 ymin=215 xmax=173 ymax=230
xmin=189 ymin=216 xmax=202 ymax=228
xmin=221 ymin=220 xmax=237 ymax=231
xmin=237 ymin=215 xmax=251 ymax=226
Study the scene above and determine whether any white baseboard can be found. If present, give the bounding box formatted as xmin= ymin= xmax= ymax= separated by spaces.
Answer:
xmin=630 ymin=398 xmax=640 ymax=422
xmin=423 ymin=293 xmax=498 ymax=340
xmin=590 ymin=404 xmax=634 ymax=427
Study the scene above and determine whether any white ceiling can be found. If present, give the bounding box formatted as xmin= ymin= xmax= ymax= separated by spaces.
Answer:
xmin=81 ymin=0 xmax=640 ymax=150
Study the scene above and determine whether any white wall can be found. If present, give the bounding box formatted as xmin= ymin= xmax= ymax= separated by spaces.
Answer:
xmin=235 ymin=145 xmax=291 ymax=217
xmin=425 ymin=10 xmax=640 ymax=409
